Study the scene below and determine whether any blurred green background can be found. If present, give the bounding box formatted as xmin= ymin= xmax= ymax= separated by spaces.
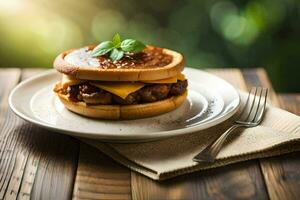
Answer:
xmin=0 ymin=0 xmax=299 ymax=92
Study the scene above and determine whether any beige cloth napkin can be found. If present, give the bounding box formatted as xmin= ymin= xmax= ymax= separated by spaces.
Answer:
xmin=82 ymin=92 xmax=300 ymax=180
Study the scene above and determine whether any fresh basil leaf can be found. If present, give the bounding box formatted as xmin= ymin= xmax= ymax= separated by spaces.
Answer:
xmin=121 ymin=39 xmax=146 ymax=53
xmin=112 ymin=33 xmax=121 ymax=48
xmin=91 ymin=41 xmax=114 ymax=57
xmin=109 ymin=48 xmax=124 ymax=61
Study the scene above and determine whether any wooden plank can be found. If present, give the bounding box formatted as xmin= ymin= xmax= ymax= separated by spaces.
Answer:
xmin=73 ymin=144 xmax=132 ymax=200
xmin=130 ymin=68 xmax=269 ymax=200
xmin=0 ymin=69 xmax=79 ymax=200
xmin=242 ymin=69 xmax=300 ymax=200
xmin=278 ymin=94 xmax=300 ymax=115
xmin=0 ymin=69 xmax=21 ymax=200
xmin=242 ymin=68 xmax=279 ymax=106
xmin=132 ymin=161 xmax=267 ymax=200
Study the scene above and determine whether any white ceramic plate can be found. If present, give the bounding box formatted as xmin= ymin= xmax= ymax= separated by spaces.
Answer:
xmin=9 ymin=68 xmax=240 ymax=142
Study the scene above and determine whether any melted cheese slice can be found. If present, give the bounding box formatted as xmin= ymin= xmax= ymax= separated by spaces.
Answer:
xmin=61 ymin=73 xmax=186 ymax=99
xmin=91 ymin=82 xmax=146 ymax=99
xmin=177 ymin=73 xmax=186 ymax=81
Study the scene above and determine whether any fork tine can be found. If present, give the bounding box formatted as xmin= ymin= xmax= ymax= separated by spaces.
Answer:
xmin=250 ymin=87 xmax=263 ymax=122
xmin=254 ymin=88 xmax=268 ymax=124
xmin=236 ymin=87 xmax=255 ymax=120
xmin=243 ymin=87 xmax=259 ymax=121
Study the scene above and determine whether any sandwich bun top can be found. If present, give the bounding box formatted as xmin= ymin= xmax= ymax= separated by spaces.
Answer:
xmin=54 ymin=45 xmax=184 ymax=81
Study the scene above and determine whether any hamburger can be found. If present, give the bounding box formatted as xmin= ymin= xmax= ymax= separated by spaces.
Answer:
xmin=53 ymin=34 xmax=188 ymax=120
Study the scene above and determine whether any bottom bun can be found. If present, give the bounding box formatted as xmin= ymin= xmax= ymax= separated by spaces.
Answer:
xmin=56 ymin=91 xmax=187 ymax=120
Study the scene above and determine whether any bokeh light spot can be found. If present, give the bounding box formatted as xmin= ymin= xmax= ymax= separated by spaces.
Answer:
xmin=210 ymin=1 xmax=238 ymax=32
xmin=222 ymin=15 xmax=247 ymax=40
xmin=0 ymin=0 xmax=24 ymax=14
xmin=210 ymin=0 xmax=261 ymax=45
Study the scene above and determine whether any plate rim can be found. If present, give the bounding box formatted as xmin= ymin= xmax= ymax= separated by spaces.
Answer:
xmin=9 ymin=68 xmax=240 ymax=142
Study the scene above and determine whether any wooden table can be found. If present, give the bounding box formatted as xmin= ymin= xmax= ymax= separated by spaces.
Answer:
xmin=0 ymin=68 xmax=299 ymax=200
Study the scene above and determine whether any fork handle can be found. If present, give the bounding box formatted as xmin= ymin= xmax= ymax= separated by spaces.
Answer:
xmin=193 ymin=124 xmax=241 ymax=163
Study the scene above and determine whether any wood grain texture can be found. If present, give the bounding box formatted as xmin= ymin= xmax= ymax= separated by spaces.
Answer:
xmin=0 ymin=69 xmax=79 ymax=200
xmin=242 ymin=68 xmax=279 ymax=106
xmin=0 ymin=69 xmax=21 ymax=200
xmin=242 ymin=69 xmax=300 ymax=200
xmin=131 ymin=161 xmax=268 ymax=200
xmin=278 ymin=94 xmax=300 ymax=115
xmin=73 ymin=143 xmax=131 ymax=200
xmin=130 ymin=68 xmax=269 ymax=200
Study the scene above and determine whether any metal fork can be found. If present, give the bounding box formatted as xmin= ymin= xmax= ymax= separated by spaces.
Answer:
xmin=193 ymin=87 xmax=268 ymax=163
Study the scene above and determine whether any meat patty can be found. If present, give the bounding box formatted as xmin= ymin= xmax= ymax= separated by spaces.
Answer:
xmin=67 ymin=85 xmax=80 ymax=102
xmin=79 ymin=83 xmax=100 ymax=94
xmin=81 ymin=92 xmax=112 ymax=105
xmin=169 ymin=80 xmax=188 ymax=96
xmin=113 ymin=91 xmax=140 ymax=105
xmin=65 ymin=80 xmax=187 ymax=105
xmin=67 ymin=83 xmax=112 ymax=105
xmin=139 ymin=84 xmax=171 ymax=102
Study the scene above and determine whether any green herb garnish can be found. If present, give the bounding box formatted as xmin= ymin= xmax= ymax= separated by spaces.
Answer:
xmin=91 ymin=33 xmax=146 ymax=61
